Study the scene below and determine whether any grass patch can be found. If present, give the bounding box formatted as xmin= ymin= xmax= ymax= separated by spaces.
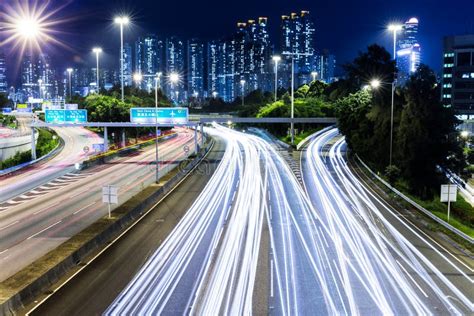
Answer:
xmin=279 ymin=127 xmax=323 ymax=146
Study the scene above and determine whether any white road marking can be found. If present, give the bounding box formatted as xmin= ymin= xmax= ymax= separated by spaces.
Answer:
xmin=27 ymin=220 xmax=62 ymax=240
xmin=0 ymin=220 xmax=20 ymax=232
xmin=73 ymin=202 xmax=96 ymax=215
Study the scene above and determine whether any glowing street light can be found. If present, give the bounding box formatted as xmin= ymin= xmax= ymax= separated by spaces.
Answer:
xmin=115 ymin=16 xmax=130 ymax=102
xmin=169 ymin=72 xmax=180 ymax=84
xmin=212 ymin=91 xmax=218 ymax=98
xmin=272 ymin=55 xmax=281 ymax=102
xmin=387 ymin=23 xmax=403 ymax=167
xmin=92 ymin=47 xmax=102 ymax=92
xmin=66 ymin=68 xmax=73 ymax=101
xmin=133 ymin=73 xmax=143 ymax=88
xmin=311 ymin=71 xmax=318 ymax=82
xmin=370 ymin=79 xmax=381 ymax=89
xmin=461 ymin=131 xmax=470 ymax=139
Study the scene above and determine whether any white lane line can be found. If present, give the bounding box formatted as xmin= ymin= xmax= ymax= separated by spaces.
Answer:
xmin=396 ymin=260 xmax=429 ymax=298
xmin=73 ymin=202 xmax=96 ymax=215
xmin=70 ymin=190 xmax=88 ymax=199
xmin=270 ymin=258 xmax=274 ymax=297
xmin=33 ymin=202 xmax=59 ymax=215
xmin=27 ymin=220 xmax=62 ymax=240
xmin=0 ymin=220 xmax=20 ymax=232
xmin=0 ymin=249 xmax=9 ymax=255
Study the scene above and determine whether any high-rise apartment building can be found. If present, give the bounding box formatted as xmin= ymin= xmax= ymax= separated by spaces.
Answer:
xmin=135 ymin=35 xmax=164 ymax=91
xmin=123 ymin=43 xmax=133 ymax=87
xmin=396 ymin=18 xmax=421 ymax=84
xmin=316 ymin=50 xmax=336 ymax=83
xmin=187 ymin=39 xmax=204 ymax=99
xmin=0 ymin=52 xmax=7 ymax=94
xmin=442 ymin=34 xmax=474 ymax=116
xmin=166 ymin=37 xmax=185 ymax=103
xmin=280 ymin=11 xmax=316 ymax=87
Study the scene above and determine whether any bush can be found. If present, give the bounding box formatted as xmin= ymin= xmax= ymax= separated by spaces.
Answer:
xmin=0 ymin=151 xmax=32 ymax=170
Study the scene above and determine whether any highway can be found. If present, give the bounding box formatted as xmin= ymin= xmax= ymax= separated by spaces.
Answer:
xmin=21 ymin=125 xmax=473 ymax=314
xmin=301 ymin=128 xmax=473 ymax=314
xmin=0 ymin=129 xmax=196 ymax=281
xmin=0 ymin=125 xmax=102 ymax=202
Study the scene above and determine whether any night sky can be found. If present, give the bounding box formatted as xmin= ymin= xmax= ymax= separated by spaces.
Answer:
xmin=3 ymin=0 xmax=474 ymax=83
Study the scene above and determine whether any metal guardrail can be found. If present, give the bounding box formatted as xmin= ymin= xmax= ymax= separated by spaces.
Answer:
xmin=355 ymin=154 xmax=474 ymax=244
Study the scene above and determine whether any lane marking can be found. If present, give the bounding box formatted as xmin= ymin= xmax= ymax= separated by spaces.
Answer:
xmin=0 ymin=220 xmax=20 ymax=232
xmin=27 ymin=221 xmax=62 ymax=240
xmin=73 ymin=203 xmax=96 ymax=215
xmin=396 ymin=260 xmax=429 ymax=298
xmin=0 ymin=248 xmax=9 ymax=255
xmin=33 ymin=202 xmax=59 ymax=215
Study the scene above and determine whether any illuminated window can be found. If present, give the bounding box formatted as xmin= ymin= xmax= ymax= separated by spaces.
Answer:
xmin=443 ymin=83 xmax=452 ymax=88
xmin=444 ymin=63 xmax=454 ymax=68
xmin=443 ymin=73 xmax=452 ymax=78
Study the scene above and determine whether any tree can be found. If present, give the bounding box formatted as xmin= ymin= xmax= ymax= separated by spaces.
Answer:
xmin=0 ymin=93 xmax=10 ymax=108
xmin=396 ymin=65 xmax=463 ymax=196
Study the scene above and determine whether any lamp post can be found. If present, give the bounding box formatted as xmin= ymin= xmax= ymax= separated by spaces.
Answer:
xmin=37 ymin=79 xmax=43 ymax=99
xmin=388 ymin=24 xmax=402 ymax=167
xmin=283 ymin=51 xmax=313 ymax=145
xmin=272 ymin=55 xmax=281 ymax=102
xmin=240 ymin=79 xmax=246 ymax=106
xmin=169 ymin=72 xmax=179 ymax=104
xmin=153 ymin=72 xmax=163 ymax=184
xmin=115 ymin=16 xmax=129 ymax=102
xmin=311 ymin=71 xmax=318 ymax=82
xmin=92 ymin=47 xmax=102 ymax=92
xmin=66 ymin=68 xmax=73 ymax=101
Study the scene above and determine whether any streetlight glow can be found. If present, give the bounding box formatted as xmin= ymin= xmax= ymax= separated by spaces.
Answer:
xmin=370 ymin=79 xmax=381 ymax=89
xmin=311 ymin=71 xmax=318 ymax=81
xmin=114 ymin=16 xmax=130 ymax=25
xmin=169 ymin=73 xmax=180 ymax=83
xmin=388 ymin=24 xmax=403 ymax=32
xmin=133 ymin=73 xmax=143 ymax=83
xmin=272 ymin=55 xmax=281 ymax=62
xmin=92 ymin=47 xmax=102 ymax=54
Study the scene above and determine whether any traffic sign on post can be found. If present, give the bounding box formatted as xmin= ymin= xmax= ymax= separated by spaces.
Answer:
xmin=45 ymin=109 xmax=87 ymax=123
xmin=102 ymin=185 xmax=118 ymax=218
xmin=130 ymin=107 xmax=188 ymax=125
xmin=440 ymin=184 xmax=457 ymax=222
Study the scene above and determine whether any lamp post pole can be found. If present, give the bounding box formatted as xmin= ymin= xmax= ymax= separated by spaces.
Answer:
xmin=388 ymin=24 xmax=402 ymax=167
xmin=272 ymin=55 xmax=281 ymax=102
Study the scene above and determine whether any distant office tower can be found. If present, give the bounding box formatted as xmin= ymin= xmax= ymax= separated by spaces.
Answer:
xmin=207 ymin=41 xmax=219 ymax=97
xmin=0 ymin=52 xmax=7 ymax=93
xmin=442 ymin=35 xmax=474 ymax=116
xmin=135 ymin=35 xmax=164 ymax=91
xmin=166 ymin=37 xmax=185 ymax=103
xmin=21 ymin=53 xmax=36 ymax=95
xmin=187 ymin=39 xmax=204 ymax=99
xmin=280 ymin=11 xmax=316 ymax=87
xmin=37 ymin=54 xmax=55 ymax=99
xmin=396 ymin=18 xmax=421 ymax=84
xmin=122 ymin=42 xmax=133 ymax=87
xmin=316 ymin=50 xmax=336 ymax=83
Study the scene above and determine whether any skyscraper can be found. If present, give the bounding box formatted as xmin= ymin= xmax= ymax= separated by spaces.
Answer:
xmin=135 ymin=35 xmax=164 ymax=91
xmin=442 ymin=34 xmax=474 ymax=116
xmin=207 ymin=41 xmax=219 ymax=98
xmin=396 ymin=18 xmax=421 ymax=84
xmin=166 ymin=37 xmax=185 ymax=103
xmin=0 ymin=51 xmax=7 ymax=94
xmin=316 ymin=50 xmax=336 ymax=83
xmin=280 ymin=11 xmax=316 ymax=87
xmin=123 ymin=42 xmax=133 ymax=87
xmin=187 ymin=38 xmax=204 ymax=99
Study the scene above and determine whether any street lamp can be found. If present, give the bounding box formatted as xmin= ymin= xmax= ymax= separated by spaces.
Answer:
xmin=272 ymin=55 xmax=281 ymax=102
xmin=169 ymin=72 xmax=180 ymax=104
xmin=92 ymin=47 xmax=102 ymax=92
xmin=212 ymin=91 xmax=218 ymax=98
xmin=66 ymin=68 xmax=73 ymax=101
xmin=115 ymin=16 xmax=129 ymax=102
xmin=240 ymin=79 xmax=246 ymax=106
xmin=133 ymin=73 xmax=143 ymax=88
xmin=311 ymin=71 xmax=318 ymax=82
xmin=370 ymin=79 xmax=381 ymax=89
xmin=153 ymin=72 xmax=163 ymax=184
xmin=387 ymin=23 xmax=402 ymax=167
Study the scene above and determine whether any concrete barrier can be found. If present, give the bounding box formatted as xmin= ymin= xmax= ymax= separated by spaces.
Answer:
xmin=0 ymin=138 xmax=214 ymax=316
xmin=0 ymin=133 xmax=37 ymax=162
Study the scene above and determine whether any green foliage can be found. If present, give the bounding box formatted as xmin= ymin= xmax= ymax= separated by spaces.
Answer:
xmin=36 ymin=128 xmax=59 ymax=157
xmin=0 ymin=114 xmax=17 ymax=128
xmin=82 ymin=95 xmax=132 ymax=122
xmin=0 ymin=93 xmax=10 ymax=108
xmin=0 ymin=151 xmax=31 ymax=170
xmin=396 ymin=65 xmax=463 ymax=197
xmin=385 ymin=165 xmax=401 ymax=183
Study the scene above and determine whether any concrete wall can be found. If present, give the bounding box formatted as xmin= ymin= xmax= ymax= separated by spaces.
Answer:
xmin=0 ymin=133 xmax=37 ymax=162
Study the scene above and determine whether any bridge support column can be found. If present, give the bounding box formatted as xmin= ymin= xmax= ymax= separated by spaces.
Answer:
xmin=103 ymin=126 xmax=108 ymax=152
xmin=194 ymin=126 xmax=198 ymax=154
xmin=200 ymin=123 xmax=204 ymax=148
xmin=31 ymin=127 xmax=37 ymax=160
xmin=121 ymin=129 xmax=126 ymax=148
